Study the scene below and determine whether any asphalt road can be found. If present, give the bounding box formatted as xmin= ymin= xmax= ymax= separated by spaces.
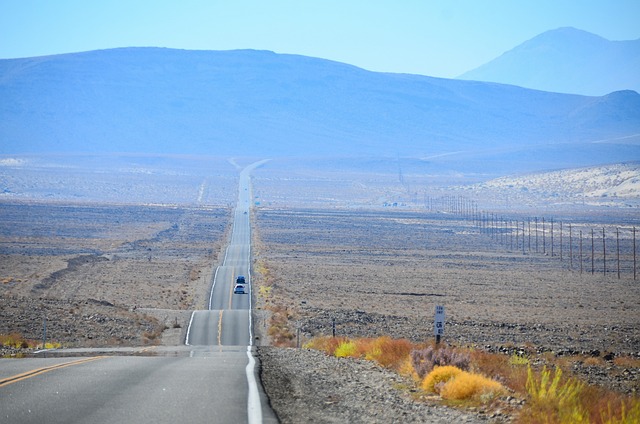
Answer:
xmin=0 ymin=160 xmax=277 ymax=424
xmin=186 ymin=170 xmax=253 ymax=346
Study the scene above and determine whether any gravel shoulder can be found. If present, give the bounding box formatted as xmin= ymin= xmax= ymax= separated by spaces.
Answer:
xmin=257 ymin=346 xmax=490 ymax=424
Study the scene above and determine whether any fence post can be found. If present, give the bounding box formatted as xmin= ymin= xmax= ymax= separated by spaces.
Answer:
xmin=560 ymin=222 xmax=563 ymax=262
xmin=591 ymin=229 xmax=595 ymax=275
xmin=603 ymin=227 xmax=606 ymax=276
xmin=580 ymin=230 xmax=583 ymax=274
xmin=542 ymin=217 xmax=546 ymax=255
xmin=569 ymin=224 xmax=573 ymax=270
xmin=551 ymin=219 xmax=554 ymax=257
xmin=616 ymin=227 xmax=620 ymax=279
xmin=535 ymin=217 xmax=539 ymax=253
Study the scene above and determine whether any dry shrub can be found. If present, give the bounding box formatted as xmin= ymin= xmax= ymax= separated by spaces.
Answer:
xmin=0 ymin=333 xmax=36 ymax=349
xmin=552 ymin=384 xmax=640 ymax=424
xmin=599 ymin=396 xmax=640 ymax=424
xmin=520 ymin=366 xmax=589 ymax=423
xmin=305 ymin=336 xmax=413 ymax=369
xmin=421 ymin=365 xmax=464 ymax=393
xmin=583 ymin=356 xmax=605 ymax=367
xmin=411 ymin=345 xmax=470 ymax=378
xmin=398 ymin=355 xmax=420 ymax=382
xmin=470 ymin=349 xmax=509 ymax=375
xmin=613 ymin=355 xmax=640 ymax=368
xmin=267 ymin=323 xmax=294 ymax=346
xmin=509 ymin=354 xmax=530 ymax=366
xmin=303 ymin=336 xmax=347 ymax=355
xmin=440 ymin=371 xmax=506 ymax=401
xmin=364 ymin=336 xmax=413 ymax=370
xmin=267 ymin=303 xmax=295 ymax=347
xmin=335 ymin=340 xmax=358 ymax=358
xmin=470 ymin=349 xmax=528 ymax=393
xmin=353 ymin=338 xmax=375 ymax=357
xmin=188 ymin=267 xmax=200 ymax=281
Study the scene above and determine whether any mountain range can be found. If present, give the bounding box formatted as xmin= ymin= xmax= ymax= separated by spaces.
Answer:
xmin=1 ymin=44 xmax=639 ymax=175
xmin=458 ymin=27 xmax=640 ymax=96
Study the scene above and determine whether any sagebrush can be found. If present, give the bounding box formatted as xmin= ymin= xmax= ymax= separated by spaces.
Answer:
xmin=411 ymin=345 xmax=470 ymax=378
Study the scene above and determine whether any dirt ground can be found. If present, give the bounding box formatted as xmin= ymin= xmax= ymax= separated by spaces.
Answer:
xmin=0 ymin=201 xmax=230 ymax=348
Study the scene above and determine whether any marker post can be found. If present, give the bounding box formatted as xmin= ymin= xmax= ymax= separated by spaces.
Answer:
xmin=434 ymin=305 xmax=445 ymax=345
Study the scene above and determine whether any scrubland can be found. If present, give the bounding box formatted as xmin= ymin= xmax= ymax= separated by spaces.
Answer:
xmin=251 ymin=206 xmax=639 ymax=422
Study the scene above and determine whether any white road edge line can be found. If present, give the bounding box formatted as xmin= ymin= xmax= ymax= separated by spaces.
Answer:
xmin=184 ymin=311 xmax=196 ymax=346
xmin=208 ymin=265 xmax=222 ymax=310
xmin=245 ymin=170 xmax=262 ymax=424
xmin=246 ymin=346 xmax=262 ymax=424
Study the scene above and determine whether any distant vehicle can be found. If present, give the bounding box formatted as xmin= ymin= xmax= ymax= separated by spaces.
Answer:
xmin=233 ymin=284 xmax=246 ymax=294
xmin=236 ymin=276 xmax=246 ymax=285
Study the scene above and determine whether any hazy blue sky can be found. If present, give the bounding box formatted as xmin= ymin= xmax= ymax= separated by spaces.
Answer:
xmin=2 ymin=0 xmax=639 ymax=78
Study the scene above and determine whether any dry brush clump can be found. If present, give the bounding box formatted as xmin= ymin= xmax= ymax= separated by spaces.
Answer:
xmin=411 ymin=344 xmax=471 ymax=378
xmin=251 ymin=257 xmax=296 ymax=346
xmin=0 ymin=333 xmax=33 ymax=349
xmin=267 ymin=303 xmax=296 ymax=347
xmin=305 ymin=336 xmax=413 ymax=371
xmin=421 ymin=365 xmax=464 ymax=393
xmin=440 ymin=370 xmax=506 ymax=401
xmin=363 ymin=336 xmax=413 ymax=370
xmin=0 ymin=332 xmax=62 ymax=354
xmin=305 ymin=336 xmax=505 ymax=403
xmin=303 ymin=335 xmax=349 ymax=355
xmin=303 ymin=335 xmax=639 ymax=422
xmin=421 ymin=365 xmax=506 ymax=402
xmin=469 ymin=349 xmax=530 ymax=394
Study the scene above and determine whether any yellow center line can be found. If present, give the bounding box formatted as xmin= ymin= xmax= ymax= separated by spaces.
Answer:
xmin=0 ymin=356 xmax=106 ymax=388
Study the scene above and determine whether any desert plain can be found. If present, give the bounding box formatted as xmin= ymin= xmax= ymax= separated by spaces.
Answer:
xmin=1 ymin=158 xmax=639 ymax=403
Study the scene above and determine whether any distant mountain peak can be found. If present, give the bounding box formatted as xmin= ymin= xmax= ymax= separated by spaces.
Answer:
xmin=458 ymin=28 xmax=640 ymax=96
xmin=539 ymin=26 xmax=607 ymax=39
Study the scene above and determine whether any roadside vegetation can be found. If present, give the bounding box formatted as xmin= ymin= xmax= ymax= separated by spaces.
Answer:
xmin=304 ymin=336 xmax=640 ymax=423
xmin=1 ymin=332 xmax=61 ymax=357
xmin=252 ymin=257 xmax=298 ymax=346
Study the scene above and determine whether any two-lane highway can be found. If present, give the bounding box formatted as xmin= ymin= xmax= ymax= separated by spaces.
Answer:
xmin=186 ymin=161 xmax=258 ymax=347
xmin=0 ymin=161 xmax=277 ymax=424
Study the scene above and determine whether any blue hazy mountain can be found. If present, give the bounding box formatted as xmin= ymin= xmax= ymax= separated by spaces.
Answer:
xmin=458 ymin=27 xmax=640 ymax=96
xmin=1 ymin=47 xmax=639 ymax=170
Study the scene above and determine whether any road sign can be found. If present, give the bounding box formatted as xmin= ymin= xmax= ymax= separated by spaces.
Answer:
xmin=434 ymin=305 xmax=445 ymax=339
